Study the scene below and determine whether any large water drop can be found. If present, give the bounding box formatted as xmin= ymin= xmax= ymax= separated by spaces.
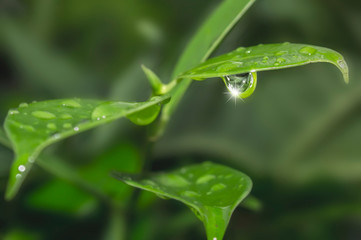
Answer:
xmin=222 ymin=72 xmax=257 ymax=99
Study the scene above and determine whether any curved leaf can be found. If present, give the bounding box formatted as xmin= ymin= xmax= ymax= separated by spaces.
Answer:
xmin=178 ymin=43 xmax=349 ymax=84
xmin=159 ymin=0 xmax=256 ymax=138
xmin=4 ymin=95 xmax=170 ymax=200
xmin=113 ymin=162 xmax=252 ymax=240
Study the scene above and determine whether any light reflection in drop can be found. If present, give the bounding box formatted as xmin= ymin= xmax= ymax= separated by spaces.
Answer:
xmin=222 ymin=72 xmax=257 ymax=103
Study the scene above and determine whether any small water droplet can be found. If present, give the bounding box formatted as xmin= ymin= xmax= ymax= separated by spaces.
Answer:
xmin=91 ymin=102 xmax=130 ymax=121
xmin=28 ymin=157 xmax=35 ymax=163
xmin=275 ymin=51 xmax=287 ymax=56
xmin=20 ymin=125 xmax=35 ymax=132
xmin=245 ymin=50 xmax=251 ymax=54
xmin=196 ymin=174 xmax=215 ymax=184
xmin=276 ymin=57 xmax=286 ymax=63
xmin=63 ymin=123 xmax=72 ymax=129
xmin=60 ymin=113 xmax=73 ymax=120
xmin=74 ymin=127 xmax=79 ymax=131
xmin=263 ymin=56 xmax=269 ymax=60
xmin=19 ymin=102 xmax=28 ymax=108
xmin=16 ymin=173 xmax=22 ymax=179
xmin=236 ymin=47 xmax=245 ymax=52
xmin=52 ymin=133 xmax=61 ymax=139
xmin=210 ymin=183 xmax=226 ymax=191
xmin=18 ymin=165 xmax=26 ymax=172
xmin=181 ymin=191 xmax=200 ymax=198
xmin=337 ymin=60 xmax=347 ymax=69
xmin=47 ymin=123 xmax=57 ymax=130
xmin=9 ymin=109 xmax=19 ymax=115
xmin=216 ymin=63 xmax=238 ymax=72
xmin=299 ymin=46 xmax=317 ymax=56
xmin=32 ymin=111 xmax=56 ymax=120
xmin=158 ymin=174 xmax=190 ymax=187
xmin=61 ymin=99 xmax=81 ymax=108
xmin=274 ymin=62 xmax=280 ymax=66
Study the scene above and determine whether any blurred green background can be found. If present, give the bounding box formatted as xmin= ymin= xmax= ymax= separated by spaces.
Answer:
xmin=1 ymin=0 xmax=361 ymax=239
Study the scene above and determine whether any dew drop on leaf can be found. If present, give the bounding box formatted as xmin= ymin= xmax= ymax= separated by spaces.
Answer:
xmin=210 ymin=183 xmax=226 ymax=191
xmin=299 ymin=46 xmax=317 ymax=56
xmin=276 ymin=57 xmax=286 ymax=63
xmin=63 ymin=123 xmax=72 ymax=129
xmin=181 ymin=191 xmax=201 ymax=198
xmin=223 ymin=72 xmax=257 ymax=99
xmin=31 ymin=111 xmax=56 ymax=120
xmin=18 ymin=103 xmax=28 ymax=108
xmin=275 ymin=50 xmax=287 ymax=56
xmin=60 ymin=113 xmax=73 ymax=120
xmin=196 ymin=174 xmax=216 ymax=184
xmin=61 ymin=99 xmax=81 ymax=108
xmin=46 ymin=123 xmax=57 ymax=130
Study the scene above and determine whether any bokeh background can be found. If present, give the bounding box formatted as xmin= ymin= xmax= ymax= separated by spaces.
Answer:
xmin=1 ymin=0 xmax=361 ymax=239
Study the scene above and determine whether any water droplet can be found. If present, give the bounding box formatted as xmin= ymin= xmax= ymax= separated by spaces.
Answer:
xmin=18 ymin=165 xmax=26 ymax=172
xmin=32 ymin=111 xmax=56 ymax=120
xmin=236 ymin=47 xmax=245 ymax=52
xmin=210 ymin=183 xmax=226 ymax=191
xmin=337 ymin=60 xmax=347 ymax=69
xmin=274 ymin=62 xmax=280 ymax=66
xmin=263 ymin=56 xmax=269 ymax=60
xmin=60 ymin=113 xmax=73 ymax=120
xmin=91 ymin=102 xmax=131 ymax=121
xmin=61 ymin=99 xmax=81 ymax=108
xmin=63 ymin=123 xmax=72 ymax=129
xmin=276 ymin=57 xmax=286 ymax=63
xmin=28 ymin=157 xmax=35 ymax=163
xmin=16 ymin=173 xmax=22 ymax=179
xmin=181 ymin=191 xmax=200 ymax=198
xmin=223 ymin=72 xmax=257 ymax=99
xmin=158 ymin=174 xmax=190 ymax=187
xmin=47 ymin=123 xmax=57 ymax=130
xmin=245 ymin=50 xmax=251 ymax=54
xmin=74 ymin=127 xmax=79 ymax=131
xmin=275 ymin=51 xmax=287 ymax=56
xmin=216 ymin=63 xmax=238 ymax=72
xmin=20 ymin=125 xmax=35 ymax=132
xmin=19 ymin=103 xmax=28 ymax=108
xmin=299 ymin=46 xmax=317 ymax=56
xmin=9 ymin=109 xmax=19 ymax=115
xmin=52 ymin=133 xmax=61 ymax=139
xmin=196 ymin=174 xmax=215 ymax=184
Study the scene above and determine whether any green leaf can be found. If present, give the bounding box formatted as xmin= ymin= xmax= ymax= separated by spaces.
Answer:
xmin=4 ymin=95 xmax=170 ymax=200
xmin=179 ymin=43 xmax=349 ymax=84
xmin=26 ymin=180 xmax=98 ymax=216
xmin=160 ymin=0 xmax=255 ymax=133
xmin=113 ymin=162 xmax=252 ymax=240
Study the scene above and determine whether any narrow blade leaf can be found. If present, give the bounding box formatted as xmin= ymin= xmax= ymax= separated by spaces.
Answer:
xmin=4 ymin=95 xmax=170 ymax=200
xmin=179 ymin=43 xmax=349 ymax=84
xmin=113 ymin=162 xmax=252 ymax=240
xmin=162 ymin=0 xmax=255 ymax=124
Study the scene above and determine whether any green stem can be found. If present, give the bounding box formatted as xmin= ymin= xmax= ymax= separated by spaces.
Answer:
xmin=103 ymin=207 xmax=126 ymax=240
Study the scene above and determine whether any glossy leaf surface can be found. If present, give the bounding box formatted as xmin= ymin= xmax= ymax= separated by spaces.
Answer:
xmin=4 ymin=95 xmax=170 ymax=200
xmin=179 ymin=43 xmax=349 ymax=84
xmin=113 ymin=162 xmax=252 ymax=240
